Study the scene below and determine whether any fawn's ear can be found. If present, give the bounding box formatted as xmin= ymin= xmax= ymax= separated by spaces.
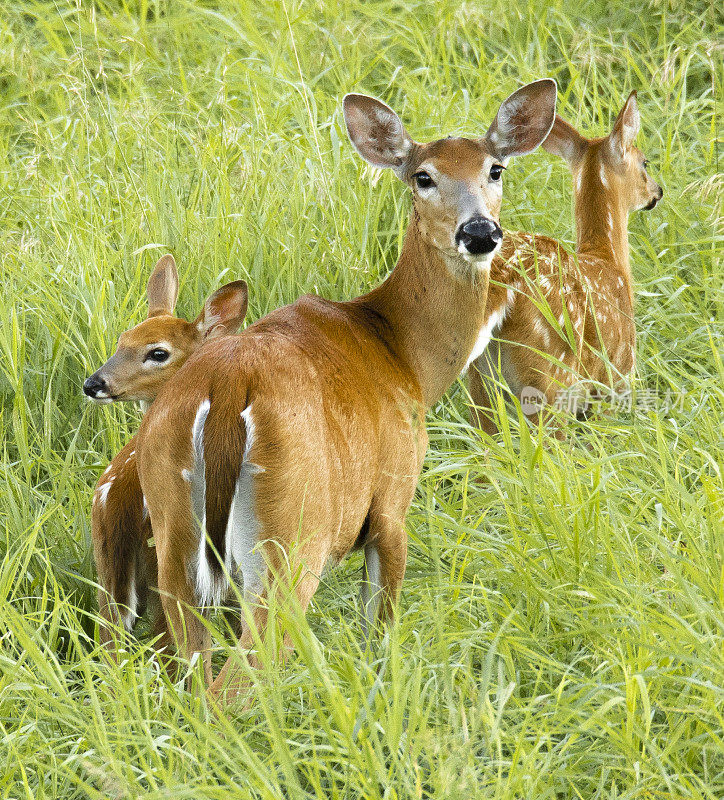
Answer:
xmin=483 ymin=78 xmax=557 ymax=159
xmin=195 ymin=280 xmax=249 ymax=340
xmin=343 ymin=94 xmax=415 ymax=177
xmin=609 ymin=91 xmax=640 ymax=157
xmin=541 ymin=114 xmax=588 ymax=164
xmin=146 ymin=254 xmax=179 ymax=318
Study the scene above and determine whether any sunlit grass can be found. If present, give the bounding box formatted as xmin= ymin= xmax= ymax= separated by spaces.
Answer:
xmin=0 ymin=0 xmax=721 ymax=797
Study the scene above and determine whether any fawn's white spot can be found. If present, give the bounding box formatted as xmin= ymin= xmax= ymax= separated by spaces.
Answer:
xmin=97 ymin=480 xmax=113 ymax=507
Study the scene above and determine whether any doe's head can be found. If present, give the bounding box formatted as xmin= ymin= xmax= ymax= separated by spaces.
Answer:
xmin=83 ymin=254 xmax=248 ymax=404
xmin=543 ymin=91 xmax=663 ymax=212
xmin=343 ymin=79 xmax=557 ymax=272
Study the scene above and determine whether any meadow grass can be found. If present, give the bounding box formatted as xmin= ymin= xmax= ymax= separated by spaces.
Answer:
xmin=0 ymin=0 xmax=722 ymax=797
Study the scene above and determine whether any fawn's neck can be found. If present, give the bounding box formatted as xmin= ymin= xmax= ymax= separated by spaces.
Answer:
xmin=573 ymin=157 xmax=633 ymax=303
xmin=359 ymin=213 xmax=490 ymax=408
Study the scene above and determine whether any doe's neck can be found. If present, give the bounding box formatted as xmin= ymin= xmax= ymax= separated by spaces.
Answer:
xmin=358 ymin=213 xmax=490 ymax=408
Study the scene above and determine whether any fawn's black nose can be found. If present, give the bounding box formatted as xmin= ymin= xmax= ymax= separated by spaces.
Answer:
xmin=455 ymin=217 xmax=503 ymax=256
xmin=83 ymin=374 xmax=109 ymax=398
xmin=644 ymin=184 xmax=664 ymax=211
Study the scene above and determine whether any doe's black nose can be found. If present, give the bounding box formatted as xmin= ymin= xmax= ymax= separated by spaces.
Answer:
xmin=455 ymin=217 xmax=503 ymax=256
xmin=83 ymin=374 xmax=108 ymax=398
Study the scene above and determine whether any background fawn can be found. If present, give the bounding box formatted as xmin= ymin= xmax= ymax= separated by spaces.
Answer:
xmin=469 ymin=92 xmax=663 ymax=435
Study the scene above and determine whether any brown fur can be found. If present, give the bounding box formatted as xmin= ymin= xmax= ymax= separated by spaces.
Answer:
xmin=135 ymin=81 xmax=558 ymax=703
xmin=92 ymin=438 xmax=167 ymax=649
xmin=469 ymin=93 xmax=663 ymax=435
xmin=88 ymin=255 xmax=248 ymax=657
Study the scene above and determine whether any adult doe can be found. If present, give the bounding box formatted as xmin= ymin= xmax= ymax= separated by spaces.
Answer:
xmin=85 ymin=254 xmax=248 ymax=656
xmin=135 ymin=81 xmax=557 ymax=702
xmin=468 ymin=92 xmax=663 ymax=434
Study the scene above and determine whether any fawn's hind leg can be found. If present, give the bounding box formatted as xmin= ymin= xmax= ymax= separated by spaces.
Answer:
xmin=468 ymin=349 xmax=503 ymax=436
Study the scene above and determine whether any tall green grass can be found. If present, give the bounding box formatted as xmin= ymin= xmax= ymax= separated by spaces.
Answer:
xmin=0 ymin=0 xmax=721 ymax=797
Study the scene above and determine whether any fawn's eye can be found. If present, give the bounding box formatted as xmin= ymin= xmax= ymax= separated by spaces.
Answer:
xmin=145 ymin=348 xmax=170 ymax=363
xmin=413 ymin=171 xmax=435 ymax=190
xmin=489 ymin=164 xmax=505 ymax=181
xmin=643 ymin=159 xmax=649 ymax=169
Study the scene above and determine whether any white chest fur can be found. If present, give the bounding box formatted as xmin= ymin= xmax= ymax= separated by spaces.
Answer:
xmin=465 ymin=297 xmax=512 ymax=370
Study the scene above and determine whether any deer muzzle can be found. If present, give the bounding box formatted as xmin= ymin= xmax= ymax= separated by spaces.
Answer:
xmin=455 ymin=217 xmax=503 ymax=256
xmin=83 ymin=372 xmax=112 ymax=401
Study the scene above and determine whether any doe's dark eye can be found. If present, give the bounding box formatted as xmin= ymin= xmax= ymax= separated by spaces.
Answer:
xmin=145 ymin=348 xmax=170 ymax=363
xmin=643 ymin=159 xmax=650 ymax=169
xmin=413 ymin=171 xmax=435 ymax=190
xmin=489 ymin=164 xmax=505 ymax=181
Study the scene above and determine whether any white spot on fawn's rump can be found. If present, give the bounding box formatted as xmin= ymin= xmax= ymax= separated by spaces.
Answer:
xmin=466 ymin=299 xmax=512 ymax=369
xmin=533 ymin=315 xmax=551 ymax=347
xmin=96 ymin=479 xmax=113 ymax=507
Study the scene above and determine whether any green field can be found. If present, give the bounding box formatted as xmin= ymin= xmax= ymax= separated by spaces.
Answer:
xmin=1 ymin=1 xmax=722 ymax=797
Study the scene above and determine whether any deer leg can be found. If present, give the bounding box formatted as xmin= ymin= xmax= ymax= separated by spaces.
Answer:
xmin=359 ymin=504 xmax=409 ymax=641
xmin=156 ymin=532 xmax=212 ymax=689
xmin=208 ymin=544 xmax=325 ymax=707
xmin=97 ymin=586 xmax=125 ymax=660
xmin=468 ymin=354 xmax=500 ymax=436
xmin=96 ymin=557 xmax=144 ymax=661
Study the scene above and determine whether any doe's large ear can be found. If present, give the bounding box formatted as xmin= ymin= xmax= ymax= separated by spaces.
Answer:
xmin=343 ymin=94 xmax=414 ymax=176
xmin=609 ymin=90 xmax=640 ymax=157
xmin=541 ymin=114 xmax=588 ymax=165
xmin=146 ymin=254 xmax=179 ymax=318
xmin=484 ymin=78 xmax=557 ymax=159
xmin=195 ymin=280 xmax=249 ymax=340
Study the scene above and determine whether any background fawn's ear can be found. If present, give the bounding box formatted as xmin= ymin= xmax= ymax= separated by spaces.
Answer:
xmin=609 ymin=91 xmax=640 ymax=157
xmin=483 ymin=78 xmax=558 ymax=159
xmin=195 ymin=280 xmax=249 ymax=340
xmin=541 ymin=114 xmax=588 ymax=164
xmin=146 ymin=254 xmax=179 ymax=318
xmin=343 ymin=93 xmax=415 ymax=177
